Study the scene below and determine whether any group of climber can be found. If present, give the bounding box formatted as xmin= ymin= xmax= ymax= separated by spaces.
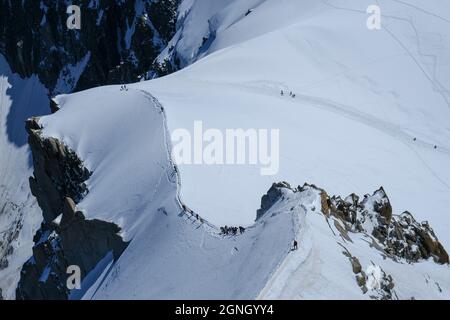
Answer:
xmin=412 ymin=137 xmax=438 ymax=149
xmin=181 ymin=203 xmax=204 ymax=223
xmin=280 ymin=90 xmax=296 ymax=98
xmin=220 ymin=225 xmax=246 ymax=235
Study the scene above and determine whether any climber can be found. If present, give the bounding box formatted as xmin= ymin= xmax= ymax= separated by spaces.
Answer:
xmin=413 ymin=137 xmax=416 ymax=141
xmin=434 ymin=145 xmax=437 ymax=149
xmin=280 ymin=90 xmax=284 ymax=96
xmin=293 ymin=239 xmax=298 ymax=250
xmin=182 ymin=203 xmax=193 ymax=214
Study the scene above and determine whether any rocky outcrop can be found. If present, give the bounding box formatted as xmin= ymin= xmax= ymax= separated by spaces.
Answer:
xmin=0 ymin=0 xmax=180 ymax=95
xmin=328 ymin=188 xmax=449 ymax=264
xmin=366 ymin=265 xmax=396 ymax=300
xmin=384 ymin=212 xmax=449 ymax=264
xmin=256 ymin=182 xmax=448 ymax=300
xmin=341 ymin=248 xmax=368 ymax=293
xmin=256 ymin=182 xmax=291 ymax=220
xmin=26 ymin=117 xmax=91 ymax=223
xmin=258 ymin=182 xmax=449 ymax=265
xmin=16 ymin=197 xmax=127 ymax=300
xmin=17 ymin=118 xmax=127 ymax=300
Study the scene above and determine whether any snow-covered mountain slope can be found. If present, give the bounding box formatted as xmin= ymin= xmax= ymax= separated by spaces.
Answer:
xmin=0 ymin=56 xmax=47 ymax=299
xmin=8 ymin=0 xmax=450 ymax=299
xmin=39 ymin=88 xmax=173 ymax=241
xmin=0 ymin=0 xmax=183 ymax=299
xmin=257 ymin=184 xmax=449 ymax=300
xmin=33 ymin=88 xmax=293 ymax=299
xmin=93 ymin=182 xmax=450 ymax=300
xmin=158 ymin=0 xmax=322 ymax=69
xmin=147 ymin=0 xmax=450 ymax=242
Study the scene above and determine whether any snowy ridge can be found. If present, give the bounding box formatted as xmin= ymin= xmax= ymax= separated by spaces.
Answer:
xmin=36 ymin=88 xmax=296 ymax=298
xmin=34 ymin=84 xmax=449 ymax=299
xmin=258 ymin=184 xmax=450 ymax=300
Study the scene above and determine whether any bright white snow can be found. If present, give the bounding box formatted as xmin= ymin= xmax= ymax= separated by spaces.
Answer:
xmin=142 ymin=0 xmax=450 ymax=243
xmin=7 ymin=0 xmax=450 ymax=299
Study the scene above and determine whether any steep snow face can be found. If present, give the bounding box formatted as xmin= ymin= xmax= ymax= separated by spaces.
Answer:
xmin=142 ymin=0 xmax=450 ymax=246
xmin=0 ymin=55 xmax=48 ymax=299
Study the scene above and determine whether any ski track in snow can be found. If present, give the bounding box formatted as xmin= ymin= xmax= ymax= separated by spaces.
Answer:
xmin=388 ymin=0 xmax=450 ymax=24
xmin=176 ymin=77 xmax=450 ymax=192
xmin=321 ymin=0 xmax=450 ymax=109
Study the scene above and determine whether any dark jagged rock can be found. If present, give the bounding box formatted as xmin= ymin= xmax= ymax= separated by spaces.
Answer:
xmin=385 ymin=212 xmax=449 ymax=264
xmin=328 ymin=187 xmax=449 ymax=264
xmin=256 ymin=182 xmax=291 ymax=220
xmin=259 ymin=182 xmax=449 ymax=266
xmin=367 ymin=187 xmax=392 ymax=225
xmin=17 ymin=119 xmax=128 ymax=300
xmin=26 ymin=118 xmax=91 ymax=223
xmin=0 ymin=0 xmax=180 ymax=95
xmin=16 ymin=197 xmax=127 ymax=300
xmin=49 ymin=99 xmax=60 ymax=114
xmin=350 ymin=256 xmax=362 ymax=274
